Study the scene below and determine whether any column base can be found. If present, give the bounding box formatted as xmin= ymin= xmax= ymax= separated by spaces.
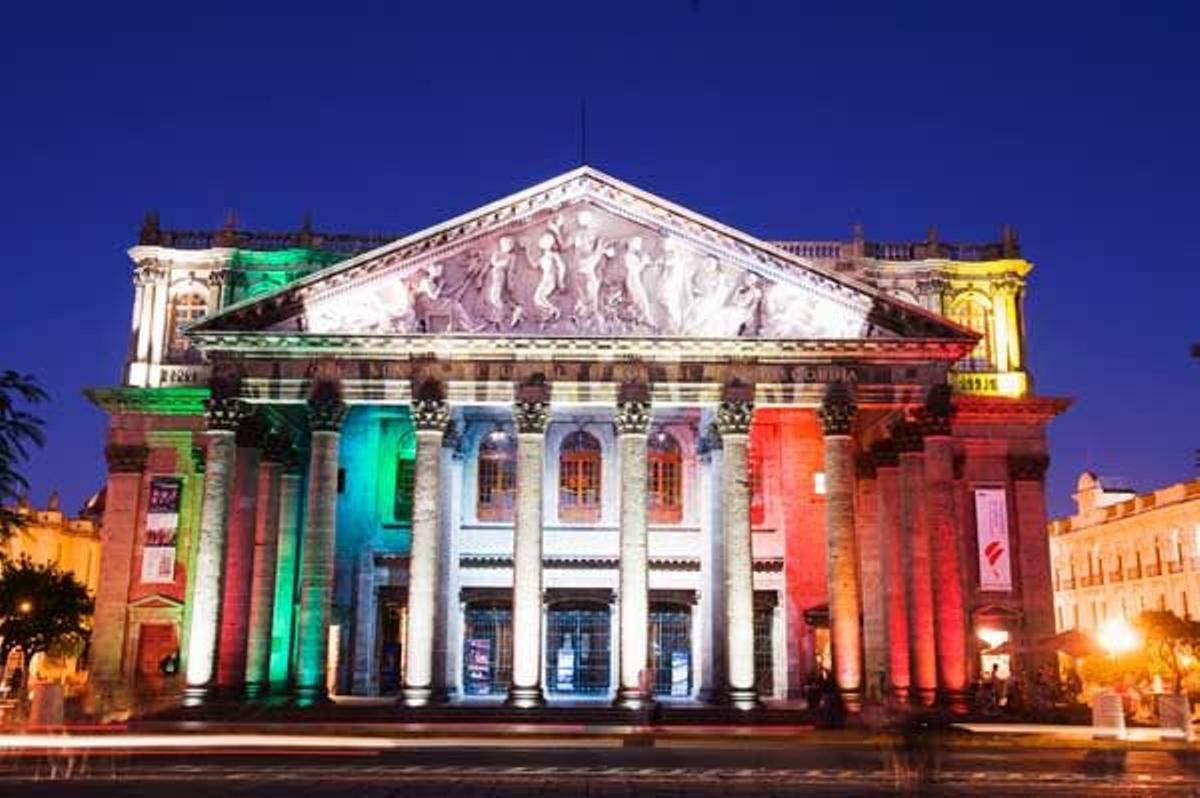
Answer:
xmin=839 ymin=688 xmax=863 ymax=714
xmin=293 ymin=685 xmax=330 ymax=708
xmin=726 ymin=688 xmax=762 ymax=711
xmin=890 ymin=686 xmax=911 ymax=706
xmin=613 ymin=686 xmax=655 ymax=710
xmin=504 ymin=685 xmax=545 ymax=708
xmin=401 ymin=685 xmax=446 ymax=708
xmin=916 ymin=687 xmax=937 ymax=707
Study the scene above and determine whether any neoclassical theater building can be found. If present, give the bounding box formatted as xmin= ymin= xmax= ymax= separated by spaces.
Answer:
xmin=87 ymin=168 xmax=1066 ymax=711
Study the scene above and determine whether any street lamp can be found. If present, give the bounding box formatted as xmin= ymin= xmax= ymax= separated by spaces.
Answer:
xmin=1098 ymin=616 xmax=1139 ymax=657
xmin=17 ymin=600 xmax=32 ymax=615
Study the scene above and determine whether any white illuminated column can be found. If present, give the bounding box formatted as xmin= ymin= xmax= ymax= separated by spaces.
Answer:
xmin=614 ymin=396 xmax=652 ymax=709
xmin=716 ymin=396 xmax=760 ymax=710
xmin=185 ymin=397 xmax=245 ymax=700
xmin=818 ymin=383 xmax=863 ymax=712
xmin=295 ymin=391 xmax=347 ymax=704
xmin=403 ymin=397 xmax=449 ymax=707
xmin=506 ymin=395 xmax=550 ymax=708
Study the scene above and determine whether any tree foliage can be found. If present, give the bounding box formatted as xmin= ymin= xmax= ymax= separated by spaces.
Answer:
xmin=1135 ymin=610 xmax=1200 ymax=692
xmin=0 ymin=555 xmax=92 ymax=664
xmin=0 ymin=371 xmax=49 ymax=540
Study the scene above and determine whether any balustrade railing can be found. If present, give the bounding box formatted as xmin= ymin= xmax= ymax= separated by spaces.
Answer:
xmin=1108 ymin=571 xmax=1124 ymax=583
xmin=1168 ymin=560 xmax=1185 ymax=574
xmin=1145 ymin=563 xmax=1163 ymax=577
xmin=1127 ymin=567 xmax=1143 ymax=580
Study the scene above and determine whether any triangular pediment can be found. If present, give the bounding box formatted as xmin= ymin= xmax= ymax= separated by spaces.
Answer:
xmin=193 ymin=168 xmax=968 ymax=342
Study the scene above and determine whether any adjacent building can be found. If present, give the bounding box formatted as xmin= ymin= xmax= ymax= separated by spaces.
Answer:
xmin=86 ymin=167 xmax=1066 ymax=711
xmin=1050 ymin=472 xmax=1200 ymax=633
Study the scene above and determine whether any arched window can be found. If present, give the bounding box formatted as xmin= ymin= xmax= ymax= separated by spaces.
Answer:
xmin=168 ymin=292 xmax=208 ymax=356
xmin=477 ymin=428 xmax=516 ymax=522
xmin=559 ymin=430 xmax=602 ymax=523
xmin=948 ymin=295 xmax=993 ymax=371
xmin=647 ymin=431 xmax=683 ymax=524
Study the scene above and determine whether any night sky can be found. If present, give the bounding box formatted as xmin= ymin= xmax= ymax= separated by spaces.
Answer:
xmin=1 ymin=1 xmax=1196 ymax=518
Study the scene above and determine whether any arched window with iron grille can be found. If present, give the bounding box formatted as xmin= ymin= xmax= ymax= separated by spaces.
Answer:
xmin=559 ymin=430 xmax=602 ymax=523
xmin=477 ymin=428 xmax=516 ymax=522
xmin=647 ymin=430 xmax=683 ymax=525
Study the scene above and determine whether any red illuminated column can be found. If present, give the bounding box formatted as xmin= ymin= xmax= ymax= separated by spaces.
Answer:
xmin=872 ymin=441 xmax=910 ymax=703
xmin=855 ymin=453 xmax=885 ymax=703
xmin=244 ymin=430 xmax=288 ymax=697
xmin=895 ymin=420 xmax=937 ymax=706
xmin=215 ymin=414 xmax=263 ymax=691
xmin=920 ymin=388 xmax=967 ymax=712
xmin=403 ymin=392 xmax=449 ymax=707
xmin=184 ymin=396 xmax=245 ymax=700
xmin=717 ymin=388 xmax=760 ymax=710
xmin=91 ymin=443 xmax=149 ymax=686
xmin=1010 ymin=453 xmax=1056 ymax=676
xmin=295 ymin=386 xmax=347 ymax=704
xmin=818 ymin=383 xmax=863 ymax=712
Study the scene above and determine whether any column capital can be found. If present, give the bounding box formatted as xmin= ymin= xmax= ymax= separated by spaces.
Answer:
xmin=817 ymin=382 xmax=857 ymax=437
xmin=203 ymin=396 xmax=247 ymax=432
xmin=307 ymin=397 xmax=348 ymax=432
xmin=715 ymin=400 xmax=754 ymax=437
xmin=869 ymin=439 xmax=899 ymax=469
xmin=105 ymin=443 xmax=148 ymax=474
xmin=916 ymin=384 xmax=954 ymax=438
xmin=614 ymin=400 xmax=651 ymax=436
xmin=513 ymin=400 xmax=550 ymax=434
xmin=1009 ymin=453 xmax=1050 ymax=482
xmin=891 ymin=419 xmax=924 ymax=453
xmin=411 ymin=398 xmax=451 ymax=433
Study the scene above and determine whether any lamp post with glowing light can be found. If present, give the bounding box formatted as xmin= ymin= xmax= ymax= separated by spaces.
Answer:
xmin=1098 ymin=617 xmax=1139 ymax=658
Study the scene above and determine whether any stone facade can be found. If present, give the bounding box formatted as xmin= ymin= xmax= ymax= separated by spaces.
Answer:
xmin=1050 ymin=473 xmax=1200 ymax=633
xmin=85 ymin=167 xmax=1066 ymax=712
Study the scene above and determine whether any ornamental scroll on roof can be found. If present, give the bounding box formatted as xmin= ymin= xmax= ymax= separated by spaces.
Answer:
xmin=192 ymin=168 xmax=969 ymax=342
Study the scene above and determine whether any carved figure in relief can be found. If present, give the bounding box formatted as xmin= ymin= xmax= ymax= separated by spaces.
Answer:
xmin=474 ymin=235 xmax=523 ymax=328
xmin=622 ymin=236 xmax=655 ymax=327
xmin=531 ymin=232 xmax=565 ymax=322
xmin=571 ymin=210 xmax=613 ymax=321
xmin=660 ymin=237 xmax=692 ymax=334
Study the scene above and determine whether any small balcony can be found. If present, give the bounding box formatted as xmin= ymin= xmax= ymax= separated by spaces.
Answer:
xmin=1108 ymin=571 xmax=1124 ymax=583
xmin=1169 ymin=560 xmax=1185 ymax=575
xmin=1127 ymin=567 xmax=1143 ymax=580
xmin=1145 ymin=563 xmax=1163 ymax=578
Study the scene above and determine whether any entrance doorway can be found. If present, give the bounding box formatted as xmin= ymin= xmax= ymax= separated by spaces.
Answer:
xmin=650 ymin=603 xmax=692 ymax=697
xmin=135 ymin=623 xmax=179 ymax=691
xmin=376 ymin=592 xmax=407 ymax=695
xmin=462 ymin=602 xmax=513 ymax=696
xmin=545 ymin=603 xmax=611 ymax=696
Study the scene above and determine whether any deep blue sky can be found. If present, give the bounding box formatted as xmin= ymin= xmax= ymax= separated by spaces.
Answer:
xmin=1 ymin=1 xmax=1196 ymax=518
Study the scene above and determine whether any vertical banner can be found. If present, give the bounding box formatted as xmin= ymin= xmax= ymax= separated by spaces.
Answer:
xmin=141 ymin=477 xmax=182 ymax=584
xmin=974 ymin=487 xmax=1012 ymax=591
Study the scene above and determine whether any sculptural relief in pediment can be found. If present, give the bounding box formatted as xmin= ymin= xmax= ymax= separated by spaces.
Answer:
xmin=290 ymin=201 xmax=872 ymax=339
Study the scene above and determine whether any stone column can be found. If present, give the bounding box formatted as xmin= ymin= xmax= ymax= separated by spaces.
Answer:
xmin=91 ymin=444 xmax=149 ymax=685
xmin=216 ymin=413 xmax=263 ymax=691
xmin=269 ymin=453 xmax=304 ymax=689
xmin=295 ymin=390 xmax=347 ymax=704
xmin=818 ymin=383 xmax=863 ymax=712
xmin=854 ymin=454 xmax=885 ymax=703
xmin=1010 ymin=453 xmax=1056 ymax=676
xmin=920 ymin=387 xmax=968 ymax=711
xmin=872 ymin=441 xmax=910 ymax=703
xmin=184 ymin=396 xmax=245 ymax=700
xmin=614 ymin=388 xmax=653 ymax=709
xmin=895 ymin=419 xmax=937 ymax=706
xmin=403 ymin=394 xmax=450 ymax=707
xmin=716 ymin=392 xmax=760 ymax=710
xmin=244 ymin=430 xmax=288 ymax=697
xmin=697 ymin=423 xmax=726 ymax=702
xmin=506 ymin=389 xmax=550 ymax=708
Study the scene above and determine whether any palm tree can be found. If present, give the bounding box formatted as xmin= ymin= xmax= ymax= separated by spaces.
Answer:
xmin=0 ymin=371 xmax=48 ymax=540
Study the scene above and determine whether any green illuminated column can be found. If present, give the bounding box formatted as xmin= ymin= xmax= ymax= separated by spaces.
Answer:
xmin=295 ymin=390 xmax=347 ymax=705
xmin=268 ymin=447 xmax=304 ymax=688
xmin=506 ymin=387 xmax=550 ymax=708
xmin=614 ymin=389 xmax=653 ymax=709
xmin=184 ymin=396 xmax=245 ymax=702
xmin=819 ymin=383 xmax=863 ymax=713
xmin=244 ymin=429 xmax=289 ymax=697
xmin=716 ymin=389 xmax=760 ymax=710
xmin=403 ymin=395 xmax=450 ymax=707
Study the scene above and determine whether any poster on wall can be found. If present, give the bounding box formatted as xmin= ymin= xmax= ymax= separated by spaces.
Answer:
xmin=465 ymin=638 xmax=492 ymax=695
xmin=141 ymin=477 xmax=182 ymax=584
xmin=974 ymin=487 xmax=1012 ymax=591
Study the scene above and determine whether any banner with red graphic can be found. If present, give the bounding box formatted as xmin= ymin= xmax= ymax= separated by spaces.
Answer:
xmin=974 ymin=487 xmax=1012 ymax=592
xmin=141 ymin=477 xmax=182 ymax=584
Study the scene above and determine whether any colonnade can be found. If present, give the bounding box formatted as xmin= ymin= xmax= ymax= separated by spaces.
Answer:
xmin=181 ymin=378 xmax=969 ymax=712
